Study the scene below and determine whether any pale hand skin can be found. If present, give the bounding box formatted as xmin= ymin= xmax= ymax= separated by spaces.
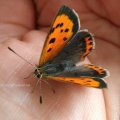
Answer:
xmin=0 ymin=0 xmax=120 ymax=120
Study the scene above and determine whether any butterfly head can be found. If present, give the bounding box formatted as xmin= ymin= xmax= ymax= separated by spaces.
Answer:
xmin=34 ymin=67 xmax=43 ymax=78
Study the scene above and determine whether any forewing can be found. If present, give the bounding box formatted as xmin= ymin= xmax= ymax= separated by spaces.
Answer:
xmin=51 ymin=30 xmax=95 ymax=64
xmin=47 ymin=76 xmax=107 ymax=88
xmin=39 ymin=5 xmax=80 ymax=66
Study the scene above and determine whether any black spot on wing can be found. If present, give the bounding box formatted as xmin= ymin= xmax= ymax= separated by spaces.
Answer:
xmin=57 ymin=5 xmax=79 ymax=33
xmin=87 ymin=80 xmax=92 ymax=82
xmin=60 ymin=29 xmax=63 ymax=32
xmin=49 ymin=38 xmax=56 ymax=44
xmin=60 ymin=23 xmax=63 ymax=27
xmin=47 ymin=48 xmax=52 ymax=52
xmin=50 ymin=28 xmax=55 ymax=34
xmin=70 ymin=80 xmax=74 ymax=82
xmin=63 ymin=37 xmax=67 ymax=41
xmin=56 ymin=23 xmax=63 ymax=29
xmin=56 ymin=24 xmax=60 ymax=28
xmin=65 ymin=28 xmax=69 ymax=32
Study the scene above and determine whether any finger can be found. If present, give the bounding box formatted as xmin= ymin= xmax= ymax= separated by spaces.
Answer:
xmin=0 ymin=0 xmax=35 ymax=42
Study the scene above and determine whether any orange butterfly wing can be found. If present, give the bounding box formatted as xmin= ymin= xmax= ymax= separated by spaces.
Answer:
xmin=39 ymin=5 xmax=80 ymax=66
xmin=47 ymin=76 xmax=107 ymax=88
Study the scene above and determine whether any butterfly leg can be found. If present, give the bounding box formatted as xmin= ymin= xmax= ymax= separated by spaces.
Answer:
xmin=31 ymin=75 xmax=42 ymax=93
xmin=42 ymin=80 xmax=55 ymax=94
xmin=39 ymin=80 xmax=56 ymax=104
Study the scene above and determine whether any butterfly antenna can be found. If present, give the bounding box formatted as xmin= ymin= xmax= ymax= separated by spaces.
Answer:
xmin=24 ymin=72 xmax=34 ymax=79
xmin=40 ymin=95 xmax=42 ymax=104
xmin=8 ymin=47 xmax=35 ymax=67
xmin=39 ymin=80 xmax=43 ymax=104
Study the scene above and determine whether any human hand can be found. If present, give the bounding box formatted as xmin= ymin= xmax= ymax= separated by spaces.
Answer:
xmin=0 ymin=0 xmax=120 ymax=120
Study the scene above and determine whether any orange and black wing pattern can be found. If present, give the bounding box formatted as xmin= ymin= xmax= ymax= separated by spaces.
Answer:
xmin=47 ymin=76 xmax=107 ymax=88
xmin=51 ymin=30 xmax=95 ymax=64
xmin=39 ymin=5 xmax=80 ymax=66
xmin=61 ymin=64 xmax=108 ymax=78
xmin=46 ymin=63 xmax=108 ymax=88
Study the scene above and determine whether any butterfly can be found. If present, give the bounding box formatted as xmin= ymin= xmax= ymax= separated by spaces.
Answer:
xmin=8 ymin=5 xmax=109 ymax=103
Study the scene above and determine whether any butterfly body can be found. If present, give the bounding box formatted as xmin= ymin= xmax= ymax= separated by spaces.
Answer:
xmin=34 ymin=61 xmax=74 ymax=78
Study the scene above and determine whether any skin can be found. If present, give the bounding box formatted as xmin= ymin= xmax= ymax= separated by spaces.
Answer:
xmin=0 ymin=0 xmax=120 ymax=120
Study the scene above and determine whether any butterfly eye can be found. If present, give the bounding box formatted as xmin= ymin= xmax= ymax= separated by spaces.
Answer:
xmin=36 ymin=74 xmax=40 ymax=78
xmin=34 ymin=69 xmax=41 ymax=78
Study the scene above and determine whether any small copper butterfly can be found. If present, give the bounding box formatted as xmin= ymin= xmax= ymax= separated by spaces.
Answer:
xmin=8 ymin=5 xmax=109 ymax=103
